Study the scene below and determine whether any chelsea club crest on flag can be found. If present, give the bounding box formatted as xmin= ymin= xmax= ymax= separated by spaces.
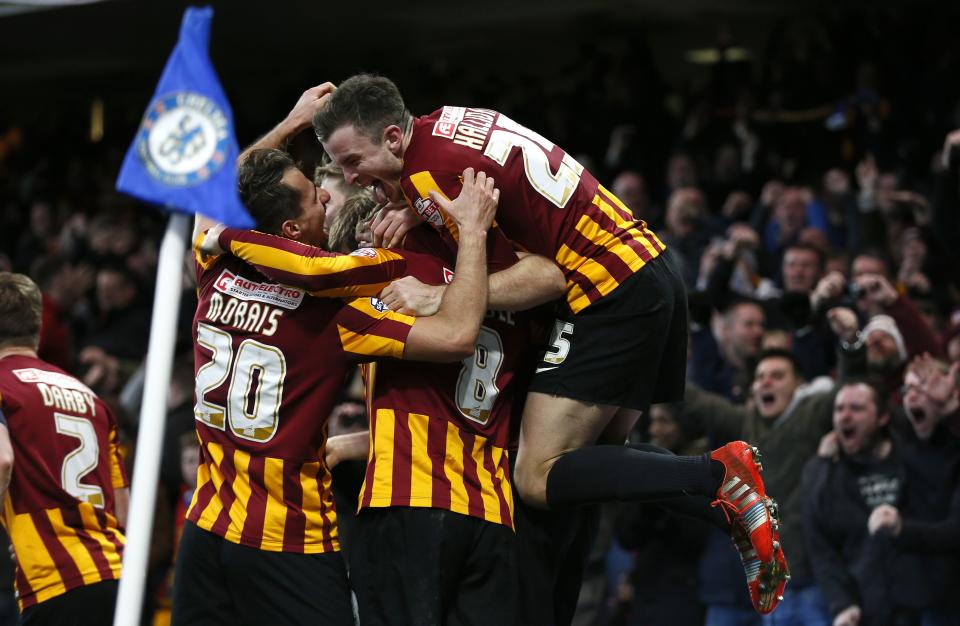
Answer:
xmin=136 ymin=92 xmax=230 ymax=187
xmin=117 ymin=6 xmax=254 ymax=228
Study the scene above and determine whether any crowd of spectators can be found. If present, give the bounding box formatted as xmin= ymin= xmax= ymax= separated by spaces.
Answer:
xmin=1 ymin=8 xmax=959 ymax=626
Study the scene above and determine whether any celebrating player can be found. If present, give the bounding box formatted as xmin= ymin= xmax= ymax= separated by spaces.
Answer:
xmin=173 ymin=137 xmax=501 ymax=623
xmin=308 ymin=74 xmax=789 ymax=614
xmin=0 ymin=273 xmax=128 ymax=625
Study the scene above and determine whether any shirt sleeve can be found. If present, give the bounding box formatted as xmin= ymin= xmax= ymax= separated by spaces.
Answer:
xmin=217 ymin=228 xmax=410 ymax=297
xmin=335 ymin=297 xmax=416 ymax=361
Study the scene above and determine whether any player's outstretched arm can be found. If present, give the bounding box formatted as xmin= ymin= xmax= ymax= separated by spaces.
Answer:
xmin=208 ymin=227 xmax=411 ymax=298
xmin=0 ymin=423 xmax=13 ymax=504
xmin=380 ymin=252 xmax=565 ymax=315
xmin=238 ymin=83 xmax=336 ymax=165
xmin=405 ymin=168 xmax=498 ymax=361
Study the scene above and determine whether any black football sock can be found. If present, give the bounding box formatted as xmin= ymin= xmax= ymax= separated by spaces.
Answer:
xmin=625 ymin=443 xmax=730 ymax=531
xmin=545 ymin=444 xmax=722 ymax=510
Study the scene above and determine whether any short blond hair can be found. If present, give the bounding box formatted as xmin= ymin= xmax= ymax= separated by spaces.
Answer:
xmin=328 ymin=191 xmax=381 ymax=253
xmin=0 ymin=272 xmax=42 ymax=350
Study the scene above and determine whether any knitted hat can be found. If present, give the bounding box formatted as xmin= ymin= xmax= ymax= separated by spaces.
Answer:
xmin=862 ymin=314 xmax=907 ymax=363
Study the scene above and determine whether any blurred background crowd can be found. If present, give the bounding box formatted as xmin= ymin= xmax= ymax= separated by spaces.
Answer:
xmin=1 ymin=2 xmax=959 ymax=625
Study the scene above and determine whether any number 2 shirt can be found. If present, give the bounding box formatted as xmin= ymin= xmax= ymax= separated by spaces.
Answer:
xmin=400 ymin=106 xmax=667 ymax=314
xmin=0 ymin=355 xmax=127 ymax=610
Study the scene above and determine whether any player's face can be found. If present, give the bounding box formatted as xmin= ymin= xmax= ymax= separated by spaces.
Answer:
xmin=751 ymin=356 xmax=801 ymax=419
xmin=282 ymin=167 xmax=330 ymax=247
xmin=320 ymin=175 xmax=350 ymax=235
xmin=833 ymin=383 xmax=884 ymax=456
xmin=323 ymin=124 xmax=404 ymax=203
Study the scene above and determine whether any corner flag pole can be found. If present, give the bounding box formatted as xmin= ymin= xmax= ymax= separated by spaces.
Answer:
xmin=113 ymin=212 xmax=189 ymax=626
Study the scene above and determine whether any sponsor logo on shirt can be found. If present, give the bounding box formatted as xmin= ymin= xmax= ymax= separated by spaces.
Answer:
xmin=432 ymin=106 xmax=465 ymax=138
xmin=13 ymin=368 xmax=95 ymax=395
xmin=214 ymin=270 xmax=304 ymax=310
xmin=442 ymin=268 xmax=455 ymax=284
xmin=369 ymin=297 xmax=389 ymax=312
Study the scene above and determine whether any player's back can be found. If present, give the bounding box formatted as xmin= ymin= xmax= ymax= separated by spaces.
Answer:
xmin=401 ymin=106 xmax=666 ymax=313
xmin=357 ymin=228 xmax=530 ymax=529
xmin=0 ymin=354 xmax=126 ymax=610
xmin=190 ymin=251 xmax=410 ymax=553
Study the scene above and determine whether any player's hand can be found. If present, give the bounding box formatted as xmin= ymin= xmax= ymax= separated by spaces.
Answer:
xmin=371 ymin=203 xmax=421 ymax=249
xmin=429 ymin=168 xmax=499 ymax=235
xmin=380 ymin=277 xmax=444 ymax=316
xmin=868 ymin=504 xmax=902 ymax=536
xmin=286 ymin=83 xmax=337 ymax=134
xmin=833 ymin=605 xmax=861 ymax=626
xmin=199 ymin=224 xmax=227 ymax=256
xmin=826 ymin=307 xmax=860 ymax=344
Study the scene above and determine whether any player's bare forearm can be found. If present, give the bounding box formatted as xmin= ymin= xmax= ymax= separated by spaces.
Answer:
xmin=238 ymin=83 xmax=336 ymax=164
xmin=402 ymin=168 xmax=498 ymax=361
xmin=488 ymin=252 xmax=566 ymax=311
xmin=0 ymin=425 xmax=13 ymax=505
xmin=326 ymin=431 xmax=370 ymax=469
xmin=114 ymin=487 xmax=130 ymax=529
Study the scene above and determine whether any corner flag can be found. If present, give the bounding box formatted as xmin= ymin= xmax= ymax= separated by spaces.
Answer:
xmin=116 ymin=5 xmax=253 ymax=227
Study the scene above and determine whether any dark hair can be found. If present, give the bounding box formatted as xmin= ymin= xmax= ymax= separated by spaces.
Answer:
xmin=237 ymin=149 xmax=302 ymax=235
xmin=783 ymin=243 xmax=826 ymax=273
xmin=0 ymin=272 xmax=42 ymax=349
xmin=756 ymin=348 xmax=804 ymax=380
xmin=313 ymin=74 xmax=410 ymax=143
xmin=838 ymin=376 xmax=889 ymax=418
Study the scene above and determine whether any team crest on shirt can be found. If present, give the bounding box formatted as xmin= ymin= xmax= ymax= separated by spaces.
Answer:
xmin=214 ymin=270 xmax=304 ymax=309
xmin=414 ymin=197 xmax=445 ymax=228
xmin=369 ymin=298 xmax=389 ymax=312
xmin=350 ymin=248 xmax=379 ymax=258
xmin=442 ymin=268 xmax=455 ymax=284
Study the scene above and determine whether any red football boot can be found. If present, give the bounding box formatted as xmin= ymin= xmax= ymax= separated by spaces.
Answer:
xmin=710 ymin=441 xmax=777 ymax=564
xmin=731 ymin=510 xmax=791 ymax=614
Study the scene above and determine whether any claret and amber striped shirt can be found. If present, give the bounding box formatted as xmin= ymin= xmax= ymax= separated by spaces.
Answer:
xmin=216 ymin=224 xmax=529 ymax=529
xmin=0 ymin=355 xmax=127 ymax=610
xmin=355 ymin=228 xmax=527 ymax=528
xmin=189 ymin=244 xmax=415 ymax=554
xmin=399 ymin=106 xmax=666 ymax=313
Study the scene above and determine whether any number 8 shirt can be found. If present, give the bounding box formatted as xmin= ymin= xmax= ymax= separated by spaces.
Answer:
xmin=0 ymin=356 xmax=127 ymax=611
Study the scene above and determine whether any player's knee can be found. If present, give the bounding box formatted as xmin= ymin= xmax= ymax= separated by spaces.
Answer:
xmin=513 ymin=459 xmax=549 ymax=510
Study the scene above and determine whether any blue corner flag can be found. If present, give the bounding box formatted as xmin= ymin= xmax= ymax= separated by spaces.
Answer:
xmin=116 ymin=6 xmax=254 ymax=228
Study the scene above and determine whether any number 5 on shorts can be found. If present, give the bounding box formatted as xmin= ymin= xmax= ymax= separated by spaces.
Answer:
xmin=538 ymin=321 xmax=574 ymax=371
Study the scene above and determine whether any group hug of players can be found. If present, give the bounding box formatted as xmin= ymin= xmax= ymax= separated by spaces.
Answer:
xmin=0 ymin=76 xmax=790 ymax=625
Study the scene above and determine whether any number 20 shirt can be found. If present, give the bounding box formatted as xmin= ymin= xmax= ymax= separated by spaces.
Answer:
xmin=189 ymin=233 xmax=418 ymax=554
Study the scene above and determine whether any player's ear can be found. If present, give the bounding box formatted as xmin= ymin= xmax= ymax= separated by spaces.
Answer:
xmin=383 ymin=125 xmax=402 ymax=152
xmin=280 ymin=219 xmax=302 ymax=240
